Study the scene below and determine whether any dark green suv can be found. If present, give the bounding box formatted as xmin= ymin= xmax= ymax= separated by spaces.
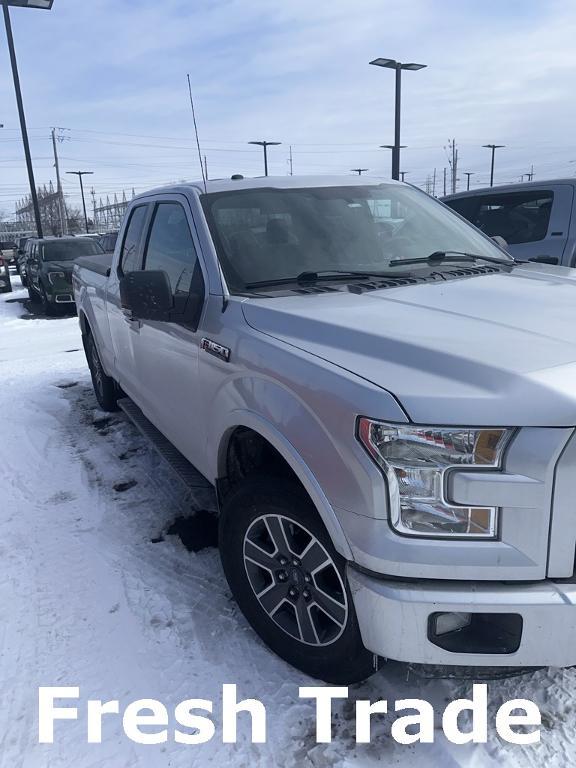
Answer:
xmin=27 ymin=237 xmax=104 ymax=314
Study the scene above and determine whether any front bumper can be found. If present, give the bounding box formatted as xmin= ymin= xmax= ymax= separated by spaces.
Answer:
xmin=348 ymin=566 xmax=576 ymax=667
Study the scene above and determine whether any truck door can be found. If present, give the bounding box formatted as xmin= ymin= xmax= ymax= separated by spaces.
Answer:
xmin=129 ymin=196 xmax=209 ymax=472
xmin=107 ymin=203 xmax=150 ymax=399
xmin=448 ymin=184 xmax=574 ymax=264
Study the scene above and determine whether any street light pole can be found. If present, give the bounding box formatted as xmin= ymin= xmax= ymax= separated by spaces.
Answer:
xmin=482 ymin=144 xmax=505 ymax=187
xmin=248 ymin=140 xmax=282 ymax=177
xmin=2 ymin=1 xmax=45 ymax=237
xmin=464 ymin=171 xmax=474 ymax=191
xmin=67 ymin=171 xmax=93 ymax=233
xmin=393 ymin=64 xmax=402 ymax=181
xmin=400 ymin=171 xmax=409 ymax=182
xmin=370 ymin=58 xmax=426 ymax=181
xmin=351 ymin=168 xmax=369 ymax=176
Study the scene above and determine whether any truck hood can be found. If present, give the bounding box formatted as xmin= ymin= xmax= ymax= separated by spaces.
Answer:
xmin=242 ymin=264 xmax=576 ymax=426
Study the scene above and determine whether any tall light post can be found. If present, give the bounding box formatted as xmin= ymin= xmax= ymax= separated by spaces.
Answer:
xmin=464 ymin=171 xmax=474 ymax=191
xmin=248 ymin=140 xmax=282 ymax=177
xmin=482 ymin=144 xmax=505 ymax=187
xmin=67 ymin=171 xmax=93 ymax=233
xmin=400 ymin=171 xmax=409 ymax=182
xmin=351 ymin=168 xmax=369 ymax=176
xmin=370 ymin=58 xmax=426 ymax=181
xmin=2 ymin=1 xmax=55 ymax=239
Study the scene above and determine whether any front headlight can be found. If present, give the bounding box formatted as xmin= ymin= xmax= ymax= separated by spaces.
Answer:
xmin=48 ymin=271 xmax=66 ymax=285
xmin=358 ymin=419 xmax=512 ymax=538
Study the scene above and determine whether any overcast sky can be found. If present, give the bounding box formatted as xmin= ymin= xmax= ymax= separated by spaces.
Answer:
xmin=1 ymin=0 xmax=576 ymax=215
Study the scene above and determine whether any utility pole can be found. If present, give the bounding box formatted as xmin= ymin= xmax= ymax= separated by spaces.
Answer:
xmin=51 ymin=128 xmax=67 ymax=236
xmin=527 ymin=164 xmax=534 ymax=181
xmin=203 ymin=155 xmax=208 ymax=181
xmin=351 ymin=168 xmax=369 ymax=176
xmin=482 ymin=144 xmax=505 ymax=187
xmin=443 ymin=167 xmax=447 ymax=196
xmin=432 ymin=167 xmax=437 ymax=197
xmin=289 ymin=145 xmax=294 ymax=176
xmin=447 ymin=139 xmax=458 ymax=194
xmin=66 ymin=170 xmax=93 ymax=233
xmin=91 ymin=187 xmax=97 ymax=231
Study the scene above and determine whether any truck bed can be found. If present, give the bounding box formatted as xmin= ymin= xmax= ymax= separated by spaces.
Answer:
xmin=74 ymin=252 xmax=113 ymax=277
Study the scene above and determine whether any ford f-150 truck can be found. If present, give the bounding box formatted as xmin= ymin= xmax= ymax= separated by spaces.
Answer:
xmin=73 ymin=175 xmax=576 ymax=684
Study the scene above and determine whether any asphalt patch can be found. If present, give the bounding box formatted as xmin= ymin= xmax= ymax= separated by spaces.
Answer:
xmin=113 ymin=480 xmax=138 ymax=493
xmin=157 ymin=510 xmax=219 ymax=552
xmin=92 ymin=416 xmax=121 ymax=435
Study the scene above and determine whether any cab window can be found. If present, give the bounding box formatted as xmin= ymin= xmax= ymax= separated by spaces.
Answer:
xmin=143 ymin=201 xmax=205 ymax=321
xmin=120 ymin=205 xmax=148 ymax=274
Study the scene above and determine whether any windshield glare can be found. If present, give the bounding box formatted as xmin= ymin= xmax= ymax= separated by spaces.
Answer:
xmin=42 ymin=239 xmax=103 ymax=262
xmin=202 ymin=184 xmax=511 ymax=291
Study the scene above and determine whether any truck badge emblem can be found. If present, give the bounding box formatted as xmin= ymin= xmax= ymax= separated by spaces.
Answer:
xmin=201 ymin=338 xmax=231 ymax=362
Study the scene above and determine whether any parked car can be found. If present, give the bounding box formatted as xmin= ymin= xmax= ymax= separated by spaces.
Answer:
xmin=98 ymin=231 xmax=118 ymax=254
xmin=0 ymin=241 xmax=17 ymax=264
xmin=0 ymin=255 xmax=12 ymax=293
xmin=74 ymin=176 xmax=576 ymax=683
xmin=15 ymin=237 xmax=31 ymax=286
xmin=443 ymin=178 xmax=576 ymax=266
xmin=27 ymin=236 xmax=104 ymax=314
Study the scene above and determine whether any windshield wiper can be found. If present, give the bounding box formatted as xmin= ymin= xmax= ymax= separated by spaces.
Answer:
xmin=244 ymin=270 xmax=412 ymax=289
xmin=389 ymin=250 xmax=516 ymax=267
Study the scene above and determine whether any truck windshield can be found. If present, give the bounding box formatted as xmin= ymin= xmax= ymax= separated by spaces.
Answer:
xmin=201 ymin=184 xmax=513 ymax=292
xmin=41 ymin=240 xmax=103 ymax=262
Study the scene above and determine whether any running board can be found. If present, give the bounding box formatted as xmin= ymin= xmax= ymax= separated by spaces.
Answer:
xmin=118 ymin=398 xmax=216 ymax=506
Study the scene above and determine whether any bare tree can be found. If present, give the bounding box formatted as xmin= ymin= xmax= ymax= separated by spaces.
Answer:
xmin=66 ymin=206 xmax=87 ymax=234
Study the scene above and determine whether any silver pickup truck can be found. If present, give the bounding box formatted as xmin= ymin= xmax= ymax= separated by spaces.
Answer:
xmin=73 ymin=175 xmax=576 ymax=684
xmin=444 ymin=178 xmax=576 ymax=267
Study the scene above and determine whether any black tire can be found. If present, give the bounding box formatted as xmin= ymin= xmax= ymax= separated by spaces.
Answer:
xmin=27 ymin=282 xmax=39 ymax=303
xmin=85 ymin=331 xmax=119 ymax=412
xmin=219 ymin=477 xmax=376 ymax=684
xmin=39 ymin=284 xmax=56 ymax=316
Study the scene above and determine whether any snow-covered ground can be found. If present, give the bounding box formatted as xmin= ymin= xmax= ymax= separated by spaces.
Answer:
xmin=1 ymin=277 xmax=575 ymax=768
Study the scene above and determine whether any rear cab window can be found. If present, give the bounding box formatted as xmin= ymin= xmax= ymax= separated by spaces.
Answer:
xmin=447 ymin=191 xmax=554 ymax=244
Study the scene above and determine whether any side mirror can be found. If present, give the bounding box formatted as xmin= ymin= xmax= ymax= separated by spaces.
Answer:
xmin=491 ymin=235 xmax=508 ymax=249
xmin=120 ymin=270 xmax=173 ymax=321
xmin=528 ymin=256 xmax=559 ymax=265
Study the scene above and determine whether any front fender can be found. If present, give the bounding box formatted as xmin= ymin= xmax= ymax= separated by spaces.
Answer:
xmin=212 ymin=407 xmax=354 ymax=560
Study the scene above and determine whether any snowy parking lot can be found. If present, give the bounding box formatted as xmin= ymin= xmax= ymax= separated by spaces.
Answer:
xmin=1 ymin=276 xmax=575 ymax=768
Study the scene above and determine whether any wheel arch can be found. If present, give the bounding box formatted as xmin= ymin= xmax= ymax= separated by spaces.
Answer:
xmin=216 ymin=413 xmax=353 ymax=560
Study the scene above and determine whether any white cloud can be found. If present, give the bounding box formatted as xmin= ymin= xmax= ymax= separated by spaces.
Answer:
xmin=1 ymin=0 xmax=576 ymax=211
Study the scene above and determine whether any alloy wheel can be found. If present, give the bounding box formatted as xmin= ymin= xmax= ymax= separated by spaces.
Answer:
xmin=243 ymin=514 xmax=348 ymax=646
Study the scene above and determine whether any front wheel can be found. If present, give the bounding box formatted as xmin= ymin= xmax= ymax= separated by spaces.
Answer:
xmin=85 ymin=332 xmax=119 ymax=412
xmin=39 ymin=284 xmax=55 ymax=316
xmin=219 ymin=477 xmax=376 ymax=684
xmin=27 ymin=281 xmax=39 ymax=302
